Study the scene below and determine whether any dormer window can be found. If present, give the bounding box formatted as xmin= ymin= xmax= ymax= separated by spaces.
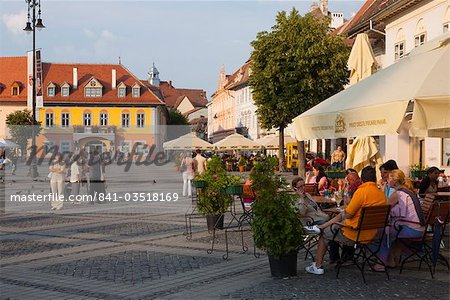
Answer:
xmin=47 ymin=87 xmax=55 ymax=97
xmin=132 ymin=83 xmax=140 ymax=98
xmin=12 ymin=86 xmax=19 ymax=96
xmin=117 ymin=82 xmax=127 ymax=98
xmin=62 ymin=87 xmax=69 ymax=97
xmin=84 ymin=77 xmax=103 ymax=97
xmin=47 ymin=82 xmax=56 ymax=97
xmin=61 ymin=82 xmax=70 ymax=97
xmin=11 ymin=81 xmax=21 ymax=96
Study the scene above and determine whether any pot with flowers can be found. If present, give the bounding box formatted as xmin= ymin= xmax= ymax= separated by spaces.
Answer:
xmin=195 ymin=156 xmax=241 ymax=231
xmin=251 ymin=158 xmax=303 ymax=277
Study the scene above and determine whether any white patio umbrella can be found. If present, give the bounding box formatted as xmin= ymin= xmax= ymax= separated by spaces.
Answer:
xmin=214 ymin=133 xmax=262 ymax=151
xmin=255 ymin=134 xmax=297 ymax=149
xmin=348 ymin=33 xmax=377 ymax=86
xmin=163 ymin=133 xmax=214 ymax=150
xmin=0 ymin=139 xmax=19 ymax=148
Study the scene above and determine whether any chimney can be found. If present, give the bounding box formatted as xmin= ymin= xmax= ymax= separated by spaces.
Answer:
xmin=73 ymin=67 xmax=78 ymax=89
xmin=112 ymin=69 xmax=116 ymax=89
xmin=169 ymin=80 xmax=172 ymax=88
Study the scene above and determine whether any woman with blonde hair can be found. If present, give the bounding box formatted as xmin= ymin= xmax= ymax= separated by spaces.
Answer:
xmin=374 ymin=169 xmax=426 ymax=270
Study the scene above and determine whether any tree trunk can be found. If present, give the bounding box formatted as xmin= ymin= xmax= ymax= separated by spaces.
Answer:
xmin=278 ymin=127 xmax=285 ymax=172
xmin=298 ymin=141 xmax=306 ymax=178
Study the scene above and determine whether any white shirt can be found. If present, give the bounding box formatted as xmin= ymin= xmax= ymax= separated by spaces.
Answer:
xmin=70 ymin=162 xmax=80 ymax=183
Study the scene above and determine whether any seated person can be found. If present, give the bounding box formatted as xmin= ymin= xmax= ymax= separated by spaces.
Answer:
xmin=418 ymin=166 xmax=440 ymax=195
xmin=241 ymin=168 xmax=257 ymax=207
xmin=378 ymin=160 xmax=399 ymax=199
xmin=306 ymin=165 xmax=329 ymax=196
xmin=292 ymin=177 xmax=329 ymax=228
xmin=305 ymin=166 xmax=386 ymax=275
xmin=375 ymin=169 xmax=426 ymax=269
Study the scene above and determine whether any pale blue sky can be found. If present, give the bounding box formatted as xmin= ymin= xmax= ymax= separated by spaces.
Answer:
xmin=1 ymin=0 xmax=364 ymax=97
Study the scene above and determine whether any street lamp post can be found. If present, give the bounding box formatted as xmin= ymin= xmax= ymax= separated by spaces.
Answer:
xmin=24 ymin=0 xmax=44 ymax=178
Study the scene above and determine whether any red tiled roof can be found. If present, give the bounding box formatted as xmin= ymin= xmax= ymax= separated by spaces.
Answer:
xmin=332 ymin=0 xmax=399 ymax=40
xmin=159 ymin=81 xmax=208 ymax=108
xmin=42 ymin=63 xmax=164 ymax=105
xmin=225 ymin=61 xmax=251 ymax=90
xmin=0 ymin=57 xmax=27 ymax=103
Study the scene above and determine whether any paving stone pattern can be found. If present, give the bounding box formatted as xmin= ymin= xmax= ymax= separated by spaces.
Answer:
xmin=36 ymin=250 xmax=225 ymax=284
xmin=220 ymin=272 xmax=450 ymax=299
xmin=0 ymin=239 xmax=76 ymax=258
xmin=0 ymin=215 xmax=87 ymax=228
xmin=76 ymin=222 xmax=184 ymax=236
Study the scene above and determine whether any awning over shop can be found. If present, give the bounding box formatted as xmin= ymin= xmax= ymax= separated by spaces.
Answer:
xmin=293 ymin=32 xmax=450 ymax=140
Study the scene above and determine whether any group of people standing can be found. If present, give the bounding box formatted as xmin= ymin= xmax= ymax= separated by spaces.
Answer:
xmin=179 ymin=150 xmax=207 ymax=197
xmin=293 ymin=158 xmax=444 ymax=276
xmin=48 ymin=151 xmax=106 ymax=210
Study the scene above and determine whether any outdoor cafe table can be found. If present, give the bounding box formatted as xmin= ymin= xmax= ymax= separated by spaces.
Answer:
xmin=311 ymin=195 xmax=338 ymax=210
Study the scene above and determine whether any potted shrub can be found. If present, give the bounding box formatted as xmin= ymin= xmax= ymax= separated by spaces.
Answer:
xmin=196 ymin=156 xmax=235 ymax=231
xmin=251 ymin=158 xmax=303 ymax=278
xmin=238 ymin=157 xmax=246 ymax=172
xmin=410 ymin=163 xmax=427 ymax=180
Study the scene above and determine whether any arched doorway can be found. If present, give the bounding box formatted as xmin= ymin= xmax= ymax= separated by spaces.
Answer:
xmin=78 ymin=137 xmax=112 ymax=154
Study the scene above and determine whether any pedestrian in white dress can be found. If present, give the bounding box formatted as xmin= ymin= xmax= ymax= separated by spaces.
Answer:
xmin=49 ymin=153 xmax=66 ymax=210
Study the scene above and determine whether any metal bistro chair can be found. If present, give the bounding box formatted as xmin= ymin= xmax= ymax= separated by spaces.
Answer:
xmin=304 ymin=183 xmax=319 ymax=196
xmin=334 ymin=205 xmax=391 ymax=284
xmin=397 ymin=196 xmax=450 ymax=278
xmin=222 ymin=184 xmax=257 ymax=260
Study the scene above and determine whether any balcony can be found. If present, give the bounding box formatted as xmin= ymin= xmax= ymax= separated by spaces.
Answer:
xmin=73 ymin=126 xmax=116 ymax=142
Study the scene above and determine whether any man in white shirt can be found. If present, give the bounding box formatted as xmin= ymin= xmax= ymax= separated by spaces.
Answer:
xmin=193 ymin=149 xmax=207 ymax=175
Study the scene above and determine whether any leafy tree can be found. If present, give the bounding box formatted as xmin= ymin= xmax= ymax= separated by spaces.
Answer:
xmin=6 ymin=109 xmax=42 ymax=156
xmin=167 ymin=108 xmax=189 ymax=126
xmin=249 ymin=9 xmax=350 ymax=172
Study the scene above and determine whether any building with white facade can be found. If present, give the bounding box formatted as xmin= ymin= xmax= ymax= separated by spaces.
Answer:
xmin=336 ymin=0 xmax=450 ymax=172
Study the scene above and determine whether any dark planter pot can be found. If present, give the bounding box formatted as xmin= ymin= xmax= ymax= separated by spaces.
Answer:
xmin=206 ymin=214 xmax=224 ymax=231
xmin=292 ymin=168 xmax=298 ymax=176
xmin=225 ymin=185 xmax=243 ymax=195
xmin=268 ymin=252 xmax=298 ymax=278
xmin=192 ymin=180 xmax=207 ymax=188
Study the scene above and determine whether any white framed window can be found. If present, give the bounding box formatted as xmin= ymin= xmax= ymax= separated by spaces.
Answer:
xmin=61 ymin=87 xmax=69 ymax=97
xmin=45 ymin=112 xmax=54 ymax=128
xmin=118 ymin=87 xmax=126 ymax=98
xmin=61 ymin=112 xmax=70 ymax=128
xmin=84 ymin=87 xmax=102 ymax=97
xmin=444 ymin=23 xmax=449 ymax=33
xmin=121 ymin=141 xmax=130 ymax=154
xmin=122 ymin=113 xmax=130 ymax=128
xmin=134 ymin=141 xmax=146 ymax=154
xmin=132 ymin=87 xmax=140 ymax=98
xmin=47 ymin=87 xmax=55 ymax=97
xmin=414 ymin=33 xmax=426 ymax=47
xmin=43 ymin=140 xmax=55 ymax=154
xmin=100 ymin=113 xmax=108 ymax=126
xmin=394 ymin=41 xmax=405 ymax=61
xmin=83 ymin=113 xmax=92 ymax=126
xmin=60 ymin=141 xmax=71 ymax=154
xmin=136 ymin=112 xmax=145 ymax=128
